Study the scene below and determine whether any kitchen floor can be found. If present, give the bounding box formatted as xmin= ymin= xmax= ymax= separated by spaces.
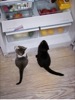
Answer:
xmin=0 ymin=46 xmax=75 ymax=99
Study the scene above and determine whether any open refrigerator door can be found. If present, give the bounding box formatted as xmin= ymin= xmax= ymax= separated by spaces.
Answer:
xmin=0 ymin=0 xmax=74 ymax=55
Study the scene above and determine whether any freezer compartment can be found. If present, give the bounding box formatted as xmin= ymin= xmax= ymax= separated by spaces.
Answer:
xmin=6 ymin=30 xmax=40 ymax=42
xmin=40 ymin=26 xmax=69 ymax=36
xmin=35 ymin=0 xmax=61 ymax=16
xmin=6 ymin=26 xmax=69 ymax=42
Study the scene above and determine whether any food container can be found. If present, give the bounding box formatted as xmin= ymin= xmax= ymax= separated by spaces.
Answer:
xmin=14 ymin=32 xmax=28 ymax=39
xmin=47 ymin=29 xmax=54 ymax=35
xmin=1 ymin=2 xmax=33 ymax=13
xmin=35 ymin=0 xmax=58 ymax=15
xmin=57 ymin=0 xmax=71 ymax=10
xmin=28 ymin=31 xmax=34 ymax=37
xmin=40 ymin=29 xmax=48 ymax=36
xmin=5 ymin=9 xmax=33 ymax=20
xmin=57 ymin=27 xmax=64 ymax=33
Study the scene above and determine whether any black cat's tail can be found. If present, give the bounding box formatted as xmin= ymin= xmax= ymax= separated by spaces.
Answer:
xmin=44 ymin=67 xmax=64 ymax=76
xmin=16 ymin=68 xmax=24 ymax=85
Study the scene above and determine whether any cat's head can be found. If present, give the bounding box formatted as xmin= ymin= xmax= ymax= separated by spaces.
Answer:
xmin=14 ymin=46 xmax=27 ymax=56
xmin=39 ymin=40 xmax=49 ymax=52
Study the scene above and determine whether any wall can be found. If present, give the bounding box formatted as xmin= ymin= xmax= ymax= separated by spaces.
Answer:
xmin=0 ymin=28 xmax=1 ymax=47
xmin=69 ymin=0 xmax=75 ymax=41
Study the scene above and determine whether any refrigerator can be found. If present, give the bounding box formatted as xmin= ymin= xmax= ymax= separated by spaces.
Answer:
xmin=0 ymin=0 xmax=75 ymax=55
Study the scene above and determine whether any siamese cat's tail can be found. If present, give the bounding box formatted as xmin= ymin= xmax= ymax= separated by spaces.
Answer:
xmin=16 ymin=68 xmax=24 ymax=85
xmin=44 ymin=67 xmax=64 ymax=76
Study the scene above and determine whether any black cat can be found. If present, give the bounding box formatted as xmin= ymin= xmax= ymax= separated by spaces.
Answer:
xmin=36 ymin=40 xmax=64 ymax=76
xmin=15 ymin=46 xmax=28 ymax=85
xmin=51 ymin=0 xmax=56 ymax=3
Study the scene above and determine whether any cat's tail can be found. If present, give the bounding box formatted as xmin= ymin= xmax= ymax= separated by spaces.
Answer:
xmin=16 ymin=68 xmax=24 ymax=85
xmin=44 ymin=67 xmax=64 ymax=76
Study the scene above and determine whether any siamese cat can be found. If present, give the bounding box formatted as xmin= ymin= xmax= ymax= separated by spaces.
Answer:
xmin=14 ymin=46 xmax=28 ymax=85
xmin=36 ymin=40 xmax=64 ymax=76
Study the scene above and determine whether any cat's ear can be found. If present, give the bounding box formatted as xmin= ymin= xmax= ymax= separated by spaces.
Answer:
xmin=14 ymin=46 xmax=19 ymax=50
xmin=18 ymin=46 xmax=27 ymax=50
xmin=42 ymin=40 xmax=49 ymax=50
xmin=45 ymin=42 xmax=49 ymax=50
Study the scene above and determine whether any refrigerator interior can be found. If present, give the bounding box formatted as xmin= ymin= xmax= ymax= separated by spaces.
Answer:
xmin=6 ymin=26 xmax=69 ymax=42
xmin=0 ymin=0 xmax=71 ymax=20
xmin=0 ymin=0 xmax=75 ymax=54
xmin=68 ymin=0 xmax=75 ymax=41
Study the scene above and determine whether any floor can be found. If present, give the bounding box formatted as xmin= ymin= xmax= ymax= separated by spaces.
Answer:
xmin=0 ymin=47 xmax=75 ymax=99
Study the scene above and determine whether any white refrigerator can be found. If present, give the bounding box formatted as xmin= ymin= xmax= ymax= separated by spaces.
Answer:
xmin=0 ymin=0 xmax=75 ymax=55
